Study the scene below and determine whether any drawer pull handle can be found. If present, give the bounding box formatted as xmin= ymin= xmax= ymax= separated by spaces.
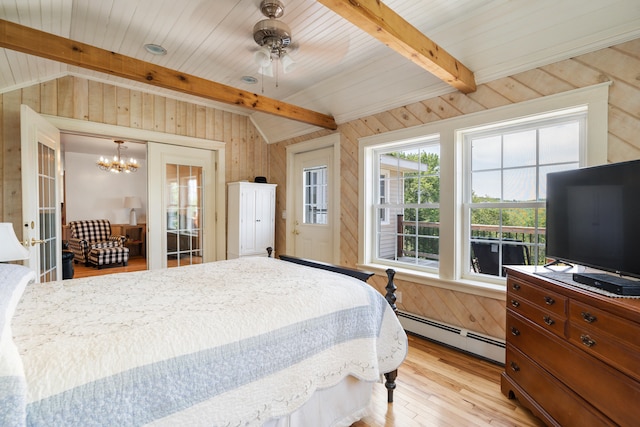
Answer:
xmin=581 ymin=312 xmax=597 ymax=323
xmin=512 ymin=283 xmax=521 ymax=291
xmin=543 ymin=315 xmax=555 ymax=326
xmin=580 ymin=334 xmax=596 ymax=348
xmin=510 ymin=299 xmax=520 ymax=308
xmin=511 ymin=327 xmax=520 ymax=336
xmin=544 ymin=296 xmax=555 ymax=305
xmin=510 ymin=361 xmax=520 ymax=372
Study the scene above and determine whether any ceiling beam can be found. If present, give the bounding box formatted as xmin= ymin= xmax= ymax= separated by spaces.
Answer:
xmin=0 ymin=19 xmax=337 ymax=130
xmin=317 ymin=0 xmax=476 ymax=93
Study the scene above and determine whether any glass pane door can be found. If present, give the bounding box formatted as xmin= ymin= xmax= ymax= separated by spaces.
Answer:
xmin=38 ymin=142 xmax=58 ymax=282
xmin=21 ymin=105 xmax=62 ymax=283
xmin=166 ymin=164 xmax=203 ymax=267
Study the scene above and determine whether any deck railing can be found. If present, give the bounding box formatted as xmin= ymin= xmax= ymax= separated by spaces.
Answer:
xmin=395 ymin=214 xmax=545 ymax=265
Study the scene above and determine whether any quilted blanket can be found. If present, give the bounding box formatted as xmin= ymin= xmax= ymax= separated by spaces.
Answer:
xmin=6 ymin=257 xmax=407 ymax=426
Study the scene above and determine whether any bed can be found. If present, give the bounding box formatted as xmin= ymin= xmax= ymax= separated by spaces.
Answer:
xmin=0 ymin=255 xmax=407 ymax=427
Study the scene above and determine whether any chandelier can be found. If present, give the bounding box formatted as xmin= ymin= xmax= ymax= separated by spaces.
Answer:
xmin=97 ymin=140 xmax=139 ymax=173
xmin=253 ymin=0 xmax=297 ymax=77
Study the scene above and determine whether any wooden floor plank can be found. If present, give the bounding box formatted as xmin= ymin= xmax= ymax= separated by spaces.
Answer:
xmin=353 ymin=335 xmax=544 ymax=427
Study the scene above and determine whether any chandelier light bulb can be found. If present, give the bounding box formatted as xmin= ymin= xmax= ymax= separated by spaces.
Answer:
xmin=97 ymin=140 xmax=139 ymax=174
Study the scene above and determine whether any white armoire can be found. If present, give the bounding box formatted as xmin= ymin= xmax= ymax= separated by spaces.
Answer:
xmin=227 ymin=182 xmax=276 ymax=259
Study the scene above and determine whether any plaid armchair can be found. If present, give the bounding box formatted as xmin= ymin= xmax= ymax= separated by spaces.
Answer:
xmin=67 ymin=220 xmax=126 ymax=265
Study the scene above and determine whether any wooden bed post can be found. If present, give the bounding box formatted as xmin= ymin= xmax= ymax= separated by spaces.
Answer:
xmin=385 ymin=268 xmax=398 ymax=314
xmin=384 ymin=268 xmax=399 ymax=403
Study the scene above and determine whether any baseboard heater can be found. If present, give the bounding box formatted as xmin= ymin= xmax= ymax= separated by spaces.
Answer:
xmin=398 ymin=311 xmax=506 ymax=364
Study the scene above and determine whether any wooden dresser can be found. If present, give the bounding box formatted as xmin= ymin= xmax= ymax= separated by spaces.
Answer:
xmin=502 ymin=266 xmax=640 ymax=426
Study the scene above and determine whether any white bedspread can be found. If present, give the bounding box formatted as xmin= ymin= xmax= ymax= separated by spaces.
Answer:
xmin=9 ymin=257 xmax=407 ymax=426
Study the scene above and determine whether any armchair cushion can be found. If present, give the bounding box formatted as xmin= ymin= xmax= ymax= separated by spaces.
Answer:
xmin=67 ymin=220 xmax=126 ymax=264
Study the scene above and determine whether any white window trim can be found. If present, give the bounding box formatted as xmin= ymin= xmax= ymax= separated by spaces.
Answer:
xmin=372 ymin=139 xmax=441 ymax=273
xmin=462 ymin=109 xmax=587 ymax=281
xmin=359 ymin=83 xmax=610 ymax=299
xmin=379 ymin=169 xmax=390 ymax=225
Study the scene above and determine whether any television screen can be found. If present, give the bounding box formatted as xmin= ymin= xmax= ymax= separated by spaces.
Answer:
xmin=546 ymin=159 xmax=640 ymax=279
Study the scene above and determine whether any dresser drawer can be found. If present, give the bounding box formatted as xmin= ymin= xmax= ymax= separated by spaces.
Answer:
xmin=507 ymin=297 xmax=565 ymax=337
xmin=569 ymin=300 xmax=640 ymax=349
xmin=507 ymin=312 xmax=640 ymax=426
xmin=508 ymin=276 xmax=567 ymax=317
xmin=503 ymin=345 xmax=613 ymax=427
xmin=568 ymin=322 xmax=640 ymax=382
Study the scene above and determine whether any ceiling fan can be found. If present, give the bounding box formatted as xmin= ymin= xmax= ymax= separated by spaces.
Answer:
xmin=252 ymin=0 xmax=297 ymax=76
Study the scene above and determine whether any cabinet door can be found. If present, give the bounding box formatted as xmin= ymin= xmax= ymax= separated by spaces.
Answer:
xmin=239 ymin=188 xmax=258 ymax=254
xmin=254 ymin=186 xmax=275 ymax=251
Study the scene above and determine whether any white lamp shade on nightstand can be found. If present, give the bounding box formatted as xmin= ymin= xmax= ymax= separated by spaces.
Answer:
xmin=124 ymin=197 xmax=142 ymax=226
xmin=0 ymin=223 xmax=29 ymax=262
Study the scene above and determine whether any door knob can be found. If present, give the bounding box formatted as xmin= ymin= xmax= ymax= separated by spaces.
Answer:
xmin=292 ymin=229 xmax=300 ymax=235
xmin=31 ymin=237 xmax=45 ymax=246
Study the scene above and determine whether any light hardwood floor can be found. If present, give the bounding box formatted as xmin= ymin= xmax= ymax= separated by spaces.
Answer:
xmin=71 ymin=256 xmax=201 ymax=278
xmin=354 ymin=334 xmax=544 ymax=427
xmin=71 ymin=256 xmax=148 ymax=278
xmin=71 ymin=259 xmax=542 ymax=426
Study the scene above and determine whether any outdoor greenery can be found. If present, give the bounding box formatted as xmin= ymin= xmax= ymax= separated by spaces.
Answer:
xmin=387 ymin=151 xmax=546 ymax=266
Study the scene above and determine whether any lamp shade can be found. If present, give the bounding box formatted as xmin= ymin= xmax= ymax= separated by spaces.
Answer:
xmin=253 ymin=47 xmax=271 ymax=68
xmin=257 ymin=62 xmax=274 ymax=77
xmin=0 ymin=223 xmax=29 ymax=262
xmin=280 ymin=52 xmax=297 ymax=73
xmin=124 ymin=197 xmax=142 ymax=209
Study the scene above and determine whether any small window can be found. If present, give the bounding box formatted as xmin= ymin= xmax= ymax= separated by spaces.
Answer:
xmin=303 ymin=165 xmax=328 ymax=225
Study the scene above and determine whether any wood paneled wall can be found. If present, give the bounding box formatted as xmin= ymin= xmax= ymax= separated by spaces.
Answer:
xmin=0 ymin=76 xmax=269 ymax=228
xmin=2 ymin=39 xmax=638 ymax=341
xmin=269 ymin=38 xmax=640 ymax=340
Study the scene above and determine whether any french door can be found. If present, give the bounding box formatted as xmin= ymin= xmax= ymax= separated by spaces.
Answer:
xmin=20 ymin=105 xmax=62 ymax=282
xmin=147 ymin=142 xmax=216 ymax=269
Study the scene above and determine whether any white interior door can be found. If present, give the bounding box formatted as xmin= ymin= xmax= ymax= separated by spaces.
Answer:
xmin=147 ymin=142 xmax=216 ymax=270
xmin=292 ymin=146 xmax=335 ymax=263
xmin=20 ymin=105 xmax=62 ymax=282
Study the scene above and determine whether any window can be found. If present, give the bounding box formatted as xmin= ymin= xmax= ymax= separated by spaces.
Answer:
xmin=303 ymin=165 xmax=327 ymax=224
xmin=373 ymin=139 xmax=440 ymax=271
xmin=379 ymin=171 xmax=389 ymax=224
xmin=465 ymin=112 xmax=585 ymax=278
xmin=360 ymin=83 xmax=608 ymax=292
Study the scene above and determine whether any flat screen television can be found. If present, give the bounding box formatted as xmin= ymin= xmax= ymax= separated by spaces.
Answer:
xmin=546 ymin=159 xmax=640 ymax=280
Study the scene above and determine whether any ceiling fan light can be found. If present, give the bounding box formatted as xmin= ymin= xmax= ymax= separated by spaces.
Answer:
xmin=280 ymin=52 xmax=297 ymax=73
xmin=254 ymin=47 xmax=272 ymax=67
xmin=258 ymin=62 xmax=274 ymax=77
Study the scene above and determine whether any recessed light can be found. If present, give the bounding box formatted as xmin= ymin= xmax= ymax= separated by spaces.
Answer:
xmin=144 ymin=44 xmax=167 ymax=55
xmin=241 ymin=75 xmax=258 ymax=84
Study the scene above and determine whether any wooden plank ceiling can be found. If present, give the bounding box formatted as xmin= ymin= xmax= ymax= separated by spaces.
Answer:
xmin=0 ymin=0 xmax=638 ymax=142
xmin=0 ymin=0 xmax=477 ymax=129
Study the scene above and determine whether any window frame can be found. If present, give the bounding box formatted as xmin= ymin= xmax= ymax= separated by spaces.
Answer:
xmin=462 ymin=110 xmax=587 ymax=280
xmin=372 ymin=138 xmax=441 ymax=272
xmin=379 ymin=169 xmax=390 ymax=225
xmin=358 ymin=83 xmax=610 ymax=298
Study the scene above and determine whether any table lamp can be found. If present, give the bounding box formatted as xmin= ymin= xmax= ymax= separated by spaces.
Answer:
xmin=0 ymin=223 xmax=29 ymax=262
xmin=124 ymin=196 xmax=142 ymax=226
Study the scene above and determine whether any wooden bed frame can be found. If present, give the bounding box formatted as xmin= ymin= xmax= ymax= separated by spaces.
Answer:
xmin=276 ymin=252 xmax=400 ymax=403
